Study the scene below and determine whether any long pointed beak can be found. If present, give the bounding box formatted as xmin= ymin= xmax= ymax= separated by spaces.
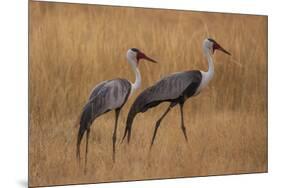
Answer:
xmin=139 ymin=52 xmax=157 ymax=63
xmin=143 ymin=54 xmax=157 ymax=63
xmin=218 ymin=46 xmax=231 ymax=56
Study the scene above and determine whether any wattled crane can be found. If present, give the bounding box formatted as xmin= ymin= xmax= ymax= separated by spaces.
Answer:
xmin=77 ymin=48 xmax=157 ymax=167
xmin=122 ymin=38 xmax=230 ymax=147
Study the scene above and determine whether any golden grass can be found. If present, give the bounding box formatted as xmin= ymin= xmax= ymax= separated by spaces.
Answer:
xmin=29 ymin=1 xmax=267 ymax=187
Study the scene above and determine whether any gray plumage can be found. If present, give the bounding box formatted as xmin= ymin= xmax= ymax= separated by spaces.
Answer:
xmin=88 ymin=80 xmax=110 ymax=101
xmin=122 ymin=70 xmax=202 ymax=144
xmin=88 ymin=79 xmax=131 ymax=113
xmin=77 ymin=78 xmax=131 ymax=167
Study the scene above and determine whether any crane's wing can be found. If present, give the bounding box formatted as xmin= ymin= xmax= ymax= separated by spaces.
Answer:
xmin=132 ymin=70 xmax=202 ymax=113
xmin=122 ymin=70 xmax=202 ymax=143
xmin=88 ymin=79 xmax=131 ymax=116
xmin=77 ymin=79 xmax=131 ymax=155
xmin=88 ymin=80 xmax=110 ymax=101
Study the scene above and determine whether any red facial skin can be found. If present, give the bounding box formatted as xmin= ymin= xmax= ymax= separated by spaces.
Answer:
xmin=136 ymin=52 xmax=157 ymax=64
xmin=213 ymin=42 xmax=231 ymax=55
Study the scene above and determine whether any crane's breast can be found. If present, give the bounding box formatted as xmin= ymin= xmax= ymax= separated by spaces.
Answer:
xmin=194 ymin=71 xmax=213 ymax=95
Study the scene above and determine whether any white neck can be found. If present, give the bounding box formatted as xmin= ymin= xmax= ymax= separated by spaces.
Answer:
xmin=129 ymin=61 xmax=141 ymax=97
xmin=204 ymin=49 xmax=215 ymax=79
xmin=196 ymin=48 xmax=215 ymax=95
xmin=132 ymin=66 xmax=141 ymax=91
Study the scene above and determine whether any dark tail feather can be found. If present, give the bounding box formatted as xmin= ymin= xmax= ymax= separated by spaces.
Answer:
xmin=122 ymin=109 xmax=137 ymax=144
xmin=76 ymin=102 xmax=94 ymax=160
xmin=76 ymin=126 xmax=85 ymax=160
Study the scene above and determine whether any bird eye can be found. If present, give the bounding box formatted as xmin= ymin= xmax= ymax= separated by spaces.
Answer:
xmin=131 ymin=48 xmax=139 ymax=52
xmin=208 ymin=38 xmax=215 ymax=43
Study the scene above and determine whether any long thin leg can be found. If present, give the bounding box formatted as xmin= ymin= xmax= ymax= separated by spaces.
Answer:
xmin=150 ymin=103 xmax=173 ymax=148
xmin=179 ymin=102 xmax=188 ymax=142
xmin=84 ymin=128 xmax=90 ymax=173
xmin=112 ymin=109 xmax=120 ymax=162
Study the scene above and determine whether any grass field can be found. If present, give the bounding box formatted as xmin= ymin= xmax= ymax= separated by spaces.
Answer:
xmin=29 ymin=1 xmax=267 ymax=187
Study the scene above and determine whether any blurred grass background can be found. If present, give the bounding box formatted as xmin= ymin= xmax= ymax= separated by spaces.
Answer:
xmin=29 ymin=1 xmax=267 ymax=187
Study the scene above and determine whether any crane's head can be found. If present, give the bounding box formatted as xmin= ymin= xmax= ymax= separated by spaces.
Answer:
xmin=203 ymin=38 xmax=231 ymax=56
xmin=127 ymin=48 xmax=157 ymax=67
